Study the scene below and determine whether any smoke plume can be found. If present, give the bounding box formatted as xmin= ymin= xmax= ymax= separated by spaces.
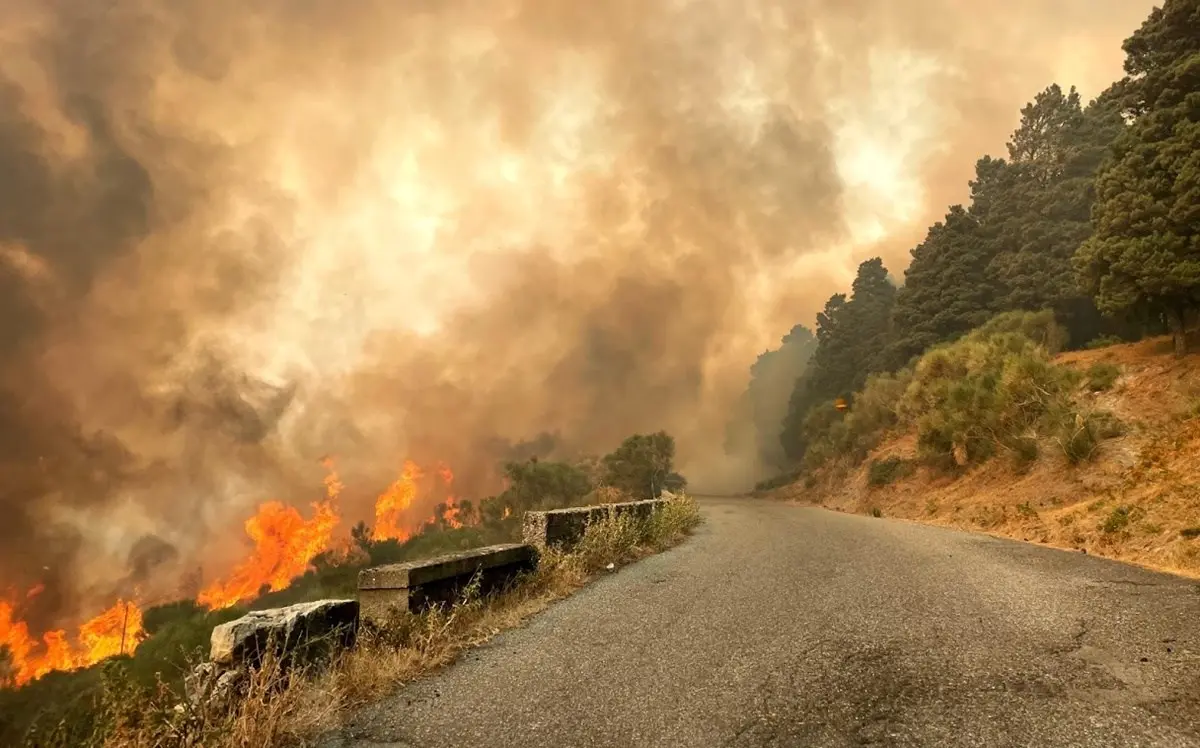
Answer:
xmin=0 ymin=0 xmax=1153 ymax=622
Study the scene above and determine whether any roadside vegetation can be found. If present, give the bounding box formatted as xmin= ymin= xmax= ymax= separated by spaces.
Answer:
xmin=733 ymin=1 xmax=1200 ymax=577
xmin=1 ymin=432 xmax=693 ymax=747
xmin=86 ymin=493 xmax=703 ymax=748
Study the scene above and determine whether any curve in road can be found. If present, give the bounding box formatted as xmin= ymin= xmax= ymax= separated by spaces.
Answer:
xmin=323 ymin=497 xmax=1200 ymax=748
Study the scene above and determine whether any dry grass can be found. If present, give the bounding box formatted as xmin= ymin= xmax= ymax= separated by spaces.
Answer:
xmin=94 ymin=493 xmax=703 ymax=748
xmin=777 ymin=336 xmax=1200 ymax=580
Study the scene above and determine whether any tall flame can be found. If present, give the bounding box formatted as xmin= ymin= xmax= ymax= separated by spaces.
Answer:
xmin=372 ymin=460 xmax=422 ymax=542
xmin=1 ymin=458 xmax=477 ymax=687
xmin=439 ymin=465 xmax=463 ymax=529
xmin=197 ymin=462 xmax=343 ymax=610
xmin=0 ymin=598 xmax=145 ymax=687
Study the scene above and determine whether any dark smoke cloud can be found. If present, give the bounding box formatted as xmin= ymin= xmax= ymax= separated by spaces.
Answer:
xmin=0 ymin=0 xmax=1154 ymax=622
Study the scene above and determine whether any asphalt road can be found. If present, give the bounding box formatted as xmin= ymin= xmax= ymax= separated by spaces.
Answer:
xmin=323 ymin=498 xmax=1200 ymax=748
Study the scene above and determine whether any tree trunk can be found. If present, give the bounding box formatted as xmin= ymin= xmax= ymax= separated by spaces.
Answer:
xmin=1167 ymin=306 xmax=1188 ymax=356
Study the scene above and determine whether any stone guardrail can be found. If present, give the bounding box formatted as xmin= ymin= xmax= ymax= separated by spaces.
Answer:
xmin=358 ymin=542 xmax=538 ymax=627
xmin=522 ymin=498 xmax=666 ymax=550
xmin=198 ymin=496 xmax=673 ymax=689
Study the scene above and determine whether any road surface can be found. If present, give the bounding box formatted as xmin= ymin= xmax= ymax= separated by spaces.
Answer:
xmin=323 ymin=498 xmax=1200 ymax=747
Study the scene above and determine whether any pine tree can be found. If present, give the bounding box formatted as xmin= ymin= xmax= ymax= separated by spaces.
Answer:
xmin=780 ymin=259 xmax=896 ymax=460
xmin=984 ymin=85 xmax=1126 ymax=345
xmin=887 ymin=203 xmax=997 ymax=368
xmin=1075 ymin=0 xmax=1200 ymax=354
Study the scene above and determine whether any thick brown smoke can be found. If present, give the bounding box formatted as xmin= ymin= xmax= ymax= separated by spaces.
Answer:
xmin=0 ymin=0 xmax=1154 ymax=622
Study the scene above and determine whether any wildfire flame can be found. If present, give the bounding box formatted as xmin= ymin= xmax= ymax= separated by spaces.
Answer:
xmin=0 ymin=597 xmax=145 ymax=687
xmin=3 ymin=457 xmax=477 ymax=686
xmin=439 ymin=465 xmax=463 ymax=529
xmin=372 ymin=460 xmax=422 ymax=542
xmin=197 ymin=462 xmax=343 ymax=610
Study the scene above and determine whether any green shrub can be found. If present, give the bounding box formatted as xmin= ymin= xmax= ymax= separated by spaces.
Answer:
xmin=869 ymin=507 xmax=883 ymax=518
xmin=600 ymin=432 xmax=680 ymax=498
xmin=866 ymin=457 xmax=914 ymax=487
xmin=1181 ymin=527 xmax=1200 ymax=539
xmin=967 ymin=310 xmax=1067 ymax=355
xmin=1016 ymin=502 xmax=1038 ymax=519
xmin=798 ymin=369 xmax=912 ymax=473
xmin=1085 ymin=362 xmax=1121 ymax=391
xmin=1085 ymin=335 xmax=1124 ymax=350
xmin=902 ymin=330 xmax=1079 ymax=467
xmin=1010 ymin=435 xmax=1040 ymax=468
xmin=1100 ymin=505 xmax=1141 ymax=534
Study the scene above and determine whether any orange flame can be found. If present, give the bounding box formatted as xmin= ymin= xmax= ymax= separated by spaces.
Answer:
xmin=372 ymin=460 xmax=422 ymax=542
xmin=442 ymin=496 xmax=463 ymax=529
xmin=502 ymin=506 xmax=512 ymax=519
xmin=198 ymin=463 xmax=342 ymax=609
xmin=438 ymin=464 xmax=463 ymax=529
xmin=0 ymin=597 xmax=145 ymax=687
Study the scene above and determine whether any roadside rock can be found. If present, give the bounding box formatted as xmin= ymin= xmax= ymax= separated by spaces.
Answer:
xmin=210 ymin=599 xmax=359 ymax=667
xmin=184 ymin=661 xmax=246 ymax=712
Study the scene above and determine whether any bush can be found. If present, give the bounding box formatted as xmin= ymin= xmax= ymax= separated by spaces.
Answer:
xmin=866 ymin=457 xmax=914 ymax=487
xmin=967 ymin=310 xmax=1067 ymax=355
xmin=797 ymin=369 xmax=912 ymax=473
xmin=1085 ymin=335 xmax=1125 ymax=350
xmin=600 ymin=432 xmax=681 ymax=498
xmin=492 ymin=459 xmax=593 ymax=514
xmin=902 ymin=330 xmax=1079 ymax=467
xmin=1100 ymin=505 xmax=1140 ymax=534
xmin=1085 ymin=362 xmax=1121 ymax=391
xmin=793 ymin=313 xmax=1096 ymax=474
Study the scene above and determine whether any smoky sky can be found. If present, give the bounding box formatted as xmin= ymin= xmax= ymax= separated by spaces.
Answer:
xmin=0 ymin=0 xmax=1154 ymax=622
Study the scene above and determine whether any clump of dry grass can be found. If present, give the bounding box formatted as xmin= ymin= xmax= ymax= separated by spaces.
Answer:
xmin=96 ymin=494 xmax=702 ymax=748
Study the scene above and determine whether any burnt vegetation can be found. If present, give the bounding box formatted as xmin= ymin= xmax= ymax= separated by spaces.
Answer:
xmin=743 ymin=0 xmax=1200 ymax=490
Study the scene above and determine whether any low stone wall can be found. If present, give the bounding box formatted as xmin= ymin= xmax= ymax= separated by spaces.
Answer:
xmin=358 ymin=543 xmax=538 ymax=627
xmin=522 ymin=498 xmax=666 ymax=550
xmin=192 ymin=498 xmax=673 ymax=691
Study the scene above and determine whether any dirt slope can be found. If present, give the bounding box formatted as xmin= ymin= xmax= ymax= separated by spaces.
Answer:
xmin=775 ymin=336 xmax=1200 ymax=579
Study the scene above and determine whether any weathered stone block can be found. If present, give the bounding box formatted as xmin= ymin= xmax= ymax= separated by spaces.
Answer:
xmin=209 ymin=598 xmax=358 ymax=667
xmin=522 ymin=498 xmax=666 ymax=550
xmin=358 ymin=543 xmax=538 ymax=626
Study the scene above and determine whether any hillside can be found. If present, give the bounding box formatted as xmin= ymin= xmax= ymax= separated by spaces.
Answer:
xmin=773 ymin=335 xmax=1200 ymax=579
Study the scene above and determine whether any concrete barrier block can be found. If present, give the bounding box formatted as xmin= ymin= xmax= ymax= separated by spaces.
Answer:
xmin=522 ymin=498 xmax=666 ymax=550
xmin=358 ymin=543 xmax=537 ymax=625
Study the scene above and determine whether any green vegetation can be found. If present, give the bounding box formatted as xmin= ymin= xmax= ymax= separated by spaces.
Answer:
xmin=1075 ymin=1 xmax=1200 ymax=356
xmin=1086 ymin=362 xmax=1121 ymax=392
xmin=1100 ymin=505 xmax=1141 ymax=534
xmin=599 ymin=432 xmax=686 ymax=498
xmin=866 ymin=458 xmax=915 ymax=487
xmin=1085 ymin=335 xmax=1125 ymax=350
xmin=750 ymin=1 xmax=1197 ymax=490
